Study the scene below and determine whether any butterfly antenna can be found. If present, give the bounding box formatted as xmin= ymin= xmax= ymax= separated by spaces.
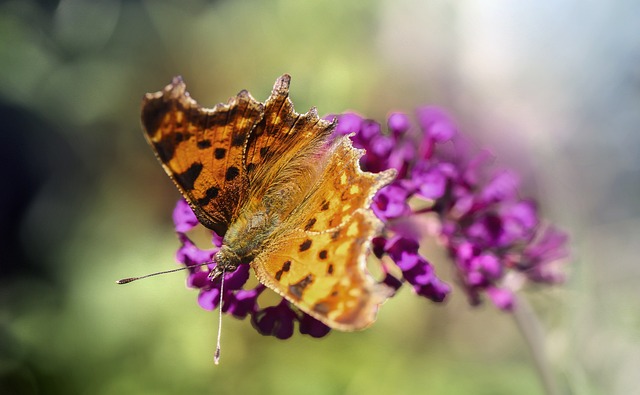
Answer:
xmin=214 ymin=266 xmax=226 ymax=365
xmin=115 ymin=261 xmax=213 ymax=284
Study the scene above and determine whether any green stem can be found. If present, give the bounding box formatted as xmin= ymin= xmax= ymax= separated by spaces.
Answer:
xmin=512 ymin=295 xmax=561 ymax=395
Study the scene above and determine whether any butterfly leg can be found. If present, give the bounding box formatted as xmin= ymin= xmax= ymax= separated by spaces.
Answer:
xmin=208 ymin=264 xmax=237 ymax=281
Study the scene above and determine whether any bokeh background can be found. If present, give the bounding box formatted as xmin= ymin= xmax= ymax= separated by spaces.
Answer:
xmin=1 ymin=1 xmax=639 ymax=394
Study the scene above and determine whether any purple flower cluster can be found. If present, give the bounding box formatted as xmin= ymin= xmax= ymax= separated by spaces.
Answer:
xmin=171 ymin=105 xmax=569 ymax=339
xmin=333 ymin=107 xmax=569 ymax=311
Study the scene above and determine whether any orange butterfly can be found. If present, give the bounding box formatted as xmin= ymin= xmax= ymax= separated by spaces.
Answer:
xmin=140 ymin=75 xmax=396 ymax=330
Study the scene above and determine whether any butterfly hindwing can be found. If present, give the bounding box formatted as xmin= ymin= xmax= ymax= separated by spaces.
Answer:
xmin=250 ymin=133 xmax=396 ymax=330
xmin=251 ymin=210 xmax=391 ymax=330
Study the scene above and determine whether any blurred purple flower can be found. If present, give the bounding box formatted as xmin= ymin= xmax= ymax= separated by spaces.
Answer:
xmin=172 ymin=199 xmax=199 ymax=233
xmin=372 ymin=184 xmax=410 ymax=220
xmin=299 ymin=314 xmax=332 ymax=338
xmin=332 ymin=105 xmax=569 ymax=311
xmin=251 ymin=299 xmax=298 ymax=340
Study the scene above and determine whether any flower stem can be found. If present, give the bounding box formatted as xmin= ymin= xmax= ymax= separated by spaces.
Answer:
xmin=512 ymin=295 xmax=561 ymax=395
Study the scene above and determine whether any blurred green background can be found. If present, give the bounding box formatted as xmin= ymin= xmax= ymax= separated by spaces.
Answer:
xmin=1 ymin=1 xmax=638 ymax=394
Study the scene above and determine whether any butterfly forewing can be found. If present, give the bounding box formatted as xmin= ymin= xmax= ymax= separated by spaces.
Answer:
xmin=141 ymin=77 xmax=263 ymax=236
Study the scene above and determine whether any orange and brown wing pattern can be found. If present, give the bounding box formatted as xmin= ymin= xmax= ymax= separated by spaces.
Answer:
xmin=251 ymin=210 xmax=392 ymax=330
xmin=141 ymin=77 xmax=263 ymax=236
xmin=250 ymin=134 xmax=396 ymax=330
xmin=291 ymin=135 xmax=396 ymax=233
xmin=244 ymin=75 xmax=336 ymax=198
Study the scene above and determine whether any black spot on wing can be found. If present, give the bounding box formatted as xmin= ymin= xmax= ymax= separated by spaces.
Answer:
xmin=153 ymin=132 xmax=188 ymax=162
xmin=214 ymin=148 xmax=226 ymax=159
xmin=313 ymin=302 xmax=330 ymax=314
xmin=175 ymin=162 xmax=203 ymax=191
xmin=197 ymin=140 xmax=212 ymax=149
xmin=320 ymin=200 xmax=330 ymax=211
xmin=304 ymin=218 xmax=316 ymax=231
xmin=196 ymin=185 xmax=219 ymax=206
xmin=289 ymin=274 xmax=314 ymax=299
xmin=299 ymin=239 xmax=312 ymax=252
xmin=231 ymin=131 xmax=245 ymax=147
xmin=274 ymin=260 xmax=292 ymax=281
xmin=225 ymin=166 xmax=239 ymax=181
xmin=153 ymin=139 xmax=175 ymax=162
xmin=318 ymin=250 xmax=327 ymax=260
xmin=141 ymin=97 xmax=172 ymax=139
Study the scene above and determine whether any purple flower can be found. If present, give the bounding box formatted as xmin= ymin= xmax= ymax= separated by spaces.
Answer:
xmin=416 ymin=106 xmax=457 ymax=142
xmin=224 ymin=286 xmax=265 ymax=318
xmin=333 ymin=112 xmax=363 ymax=136
xmin=299 ymin=314 xmax=332 ymax=338
xmin=373 ymin=184 xmax=410 ymax=220
xmin=379 ymin=235 xmax=450 ymax=302
xmin=251 ymin=300 xmax=298 ymax=340
xmin=487 ymin=286 xmax=515 ymax=311
xmin=173 ymin=199 xmax=200 ymax=233
xmin=520 ymin=226 xmax=569 ymax=283
xmin=410 ymin=162 xmax=453 ymax=200
xmin=197 ymin=286 xmax=222 ymax=311
xmin=388 ymin=113 xmax=411 ymax=137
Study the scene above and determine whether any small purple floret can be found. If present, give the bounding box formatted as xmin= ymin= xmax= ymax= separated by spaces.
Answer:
xmin=251 ymin=300 xmax=298 ymax=340
xmin=299 ymin=314 xmax=332 ymax=338
xmin=173 ymin=199 xmax=199 ymax=233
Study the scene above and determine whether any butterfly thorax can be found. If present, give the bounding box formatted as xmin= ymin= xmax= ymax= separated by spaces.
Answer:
xmin=214 ymin=206 xmax=279 ymax=271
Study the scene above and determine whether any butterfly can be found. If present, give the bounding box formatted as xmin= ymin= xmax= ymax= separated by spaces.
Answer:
xmin=140 ymin=75 xmax=396 ymax=330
